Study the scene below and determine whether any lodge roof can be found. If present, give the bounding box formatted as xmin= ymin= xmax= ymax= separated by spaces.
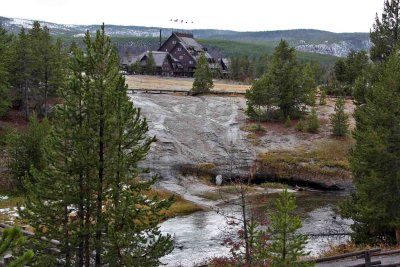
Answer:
xmin=137 ymin=51 xmax=179 ymax=67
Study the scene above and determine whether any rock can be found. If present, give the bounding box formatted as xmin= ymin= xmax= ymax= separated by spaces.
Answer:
xmin=130 ymin=94 xmax=256 ymax=181
xmin=215 ymin=175 xmax=223 ymax=186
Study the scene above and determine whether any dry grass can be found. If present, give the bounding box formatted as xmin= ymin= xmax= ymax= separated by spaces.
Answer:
xmin=247 ymin=132 xmax=262 ymax=146
xmin=196 ymin=191 xmax=227 ymax=201
xmin=259 ymin=182 xmax=287 ymax=189
xmin=195 ymin=185 xmax=258 ymax=201
xmin=257 ymin=137 xmax=354 ymax=186
xmin=125 ymin=75 xmax=250 ymax=93
xmin=240 ymin=123 xmax=267 ymax=133
xmin=178 ymin=162 xmax=217 ymax=185
xmin=146 ymin=189 xmax=203 ymax=218
xmin=0 ymin=189 xmax=203 ymax=223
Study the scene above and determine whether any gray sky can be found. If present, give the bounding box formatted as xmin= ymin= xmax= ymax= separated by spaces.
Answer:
xmin=1 ymin=0 xmax=385 ymax=32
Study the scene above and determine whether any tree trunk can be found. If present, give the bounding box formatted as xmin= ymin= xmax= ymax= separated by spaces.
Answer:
xmin=44 ymin=67 xmax=48 ymax=118
xmin=95 ymin=100 xmax=105 ymax=267
xmin=63 ymin=205 xmax=71 ymax=266
xmin=84 ymin=197 xmax=91 ymax=267
xmin=396 ymin=227 xmax=400 ymax=245
xmin=77 ymin=174 xmax=84 ymax=267
xmin=241 ymin=188 xmax=251 ymax=264
xmin=24 ymin=82 xmax=29 ymax=117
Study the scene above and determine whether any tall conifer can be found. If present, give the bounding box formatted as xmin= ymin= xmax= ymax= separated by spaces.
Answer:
xmin=21 ymin=25 xmax=173 ymax=266
xmin=370 ymin=0 xmax=400 ymax=62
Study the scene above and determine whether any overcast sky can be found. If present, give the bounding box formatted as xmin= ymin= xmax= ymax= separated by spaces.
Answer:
xmin=1 ymin=0 xmax=385 ymax=33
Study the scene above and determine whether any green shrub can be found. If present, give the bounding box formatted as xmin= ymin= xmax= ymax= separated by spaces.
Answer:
xmin=319 ymin=90 xmax=327 ymax=105
xmin=295 ymin=118 xmax=306 ymax=132
xmin=284 ymin=116 xmax=292 ymax=128
xmin=306 ymin=108 xmax=320 ymax=133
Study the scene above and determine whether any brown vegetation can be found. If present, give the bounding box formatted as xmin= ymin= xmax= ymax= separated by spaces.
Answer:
xmin=256 ymin=138 xmax=354 ymax=189
xmin=125 ymin=75 xmax=250 ymax=92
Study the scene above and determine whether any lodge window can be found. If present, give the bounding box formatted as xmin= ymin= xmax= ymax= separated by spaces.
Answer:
xmin=179 ymin=56 xmax=183 ymax=60
xmin=172 ymin=40 xmax=176 ymax=44
xmin=177 ymin=47 xmax=182 ymax=51
xmin=189 ymin=60 xmax=193 ymax=64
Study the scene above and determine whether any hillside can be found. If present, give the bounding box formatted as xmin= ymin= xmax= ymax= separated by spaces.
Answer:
xmin=0 ymin=16 xmax=369 ymax=58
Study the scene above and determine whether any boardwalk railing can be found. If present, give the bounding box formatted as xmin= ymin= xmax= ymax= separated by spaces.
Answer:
xmin=309 ymin=247 xmax=400 ymax=266
xmin=313 ymin=248 xmax=381 ymax=266
xmin=127 ymin=88 xmax=246 ymax=95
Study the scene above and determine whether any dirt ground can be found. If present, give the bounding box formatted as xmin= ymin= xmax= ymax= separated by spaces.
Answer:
xmin=124 ymin=75 xmax=251 ymax=93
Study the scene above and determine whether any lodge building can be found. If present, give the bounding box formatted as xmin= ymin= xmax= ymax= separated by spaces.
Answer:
xmin=122 ymin=32 xmax=229 ymax=77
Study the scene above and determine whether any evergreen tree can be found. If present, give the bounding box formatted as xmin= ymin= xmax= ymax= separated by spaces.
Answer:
xmin=28 ymin=22 xmax=67 ymax=117
xmin=370 ymin=0 xmax=400 ymax=62
xmin=267 ymin=40 xmax=315 ymax=118
xmin=192 ymin=53 xmax=213 ymax=94
xmin=0 ymin=26 xmax=12 ymax=117
xmin=306 ymin=108 xmax=320 ymax=133
xmin=245 ymin=75 xmax=276 ymax=127
xmin=334 ymin=59 xmax=348 ymax=87
xmin=11 ymin=27 xmax=32 ymax=117
xmin=9 ymin=23 xmax=67 ymax=118
xmin=0 ymin=226 xmax=34 ymax=267
xmin=20 ymin=25 xmax=173 ymax=266
xmin=346 ymin=50 xmax=369 ymax=85
xmin=330 ymin=97 xmax=349 ymax=136
xmin=340 ymin=51 xmax=400 ymax=245
xmin=230 ymin=57 xmax=240 ymax=80
xmin=267 ymin=189 xmax=309 ymax=266
xmin=145 ymin=51 xmax=156 ymax=75
xmin=6 ymin=114 xmax=50 ymax=190
xmin=319 ymin=89 xmax=327 ymax=105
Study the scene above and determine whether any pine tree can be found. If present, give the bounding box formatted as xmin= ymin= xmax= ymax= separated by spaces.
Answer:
xmin=306 ymin=108 xmax=320 ymax=133
xmin=340 ymin=51 xmax=400 ymax=245
xmin=12 ymin=22 xmax=67 ymax=118
xmin=6 ymin=114 xmax=50 ymax=190
xmin=319 ymin=89 xmax=327 ymax=105
xmin=330 ymin=97 xmax=349 ymax=136
xmin=370 ymin=0 xmax=400 ymax=62
xmin=11 ymin=27 xmax=32 ymax=117
xmin=267 ymin=40 xmax=315 ymax=118
xmin=0 ymin=26 xmax=12 ymax=117
xmin=20 ymin=25 xmax=173 ymax=266
xmin=29 ymin=22 xmax=67 ymax=117
xmin=145 ymin=51 xmax=156 ymax=75
xmin=245 ymin=75 xmax=276 ymax=127
xmin=192 ymin=53 xmax=213 ymax=94
xmin=0 ymin=226 xmax=34 ymax=267
xmin=267 ymin=189 xmax=309 ymax=266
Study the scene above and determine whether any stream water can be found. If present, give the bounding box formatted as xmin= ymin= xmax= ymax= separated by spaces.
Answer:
xmin=159 ymin=190 xmax=352 ymax=267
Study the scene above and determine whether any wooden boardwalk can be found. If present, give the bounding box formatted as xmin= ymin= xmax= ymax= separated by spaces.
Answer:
xmin=127 ymin=88 xmax=246 ymax=95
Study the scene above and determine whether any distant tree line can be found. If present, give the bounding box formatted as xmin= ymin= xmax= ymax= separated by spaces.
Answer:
xmin=322 ymin=50 xmax=370 ymax=96
xmin=229 ymin=53 xmax=328 ymax=85
xmin=0 ymin=21 xmax=68 ymax=119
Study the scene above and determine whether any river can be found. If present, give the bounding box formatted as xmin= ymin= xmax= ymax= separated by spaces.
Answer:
xmin=159 ymin=190 xmax=352 ymax=267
